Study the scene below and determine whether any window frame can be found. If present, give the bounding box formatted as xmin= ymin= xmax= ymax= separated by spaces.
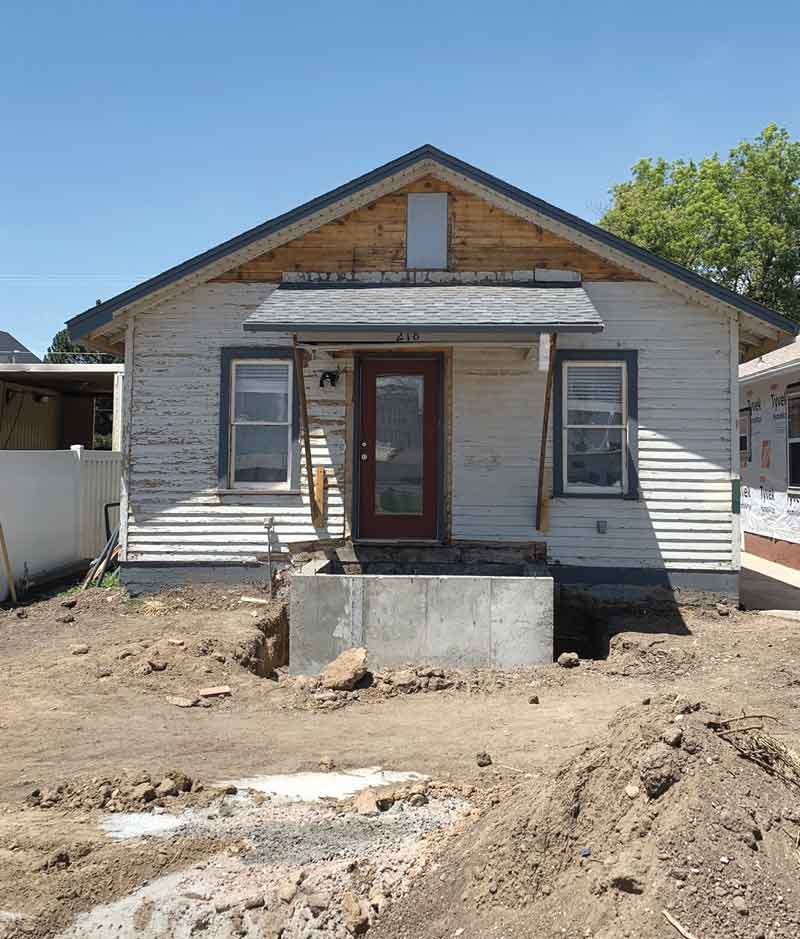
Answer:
xmin=218 ymin=347 xmax=301 ymax=493
xmin=787 ymin=391 xmax=800 ymax=490
xmin=739 ymin=406 xmax=752 ymax=467
xmin=406 ymin=193 xmax=449 ymax=269
xmin=553 ymin=349 xmax=638 ymax=500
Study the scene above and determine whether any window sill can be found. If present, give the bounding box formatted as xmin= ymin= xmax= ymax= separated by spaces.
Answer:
xmin=215 ymin=488 xmax=301 ymax=496
xmin=554 ymin=491 xmax=638 ymax=501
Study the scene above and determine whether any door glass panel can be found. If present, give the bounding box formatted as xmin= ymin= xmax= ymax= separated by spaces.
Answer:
xmin=374 ymin=374 xmax=424 ymax=515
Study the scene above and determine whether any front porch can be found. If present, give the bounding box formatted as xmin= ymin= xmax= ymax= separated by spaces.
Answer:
xmin=242 ymin=272 xmax=606 ymax=669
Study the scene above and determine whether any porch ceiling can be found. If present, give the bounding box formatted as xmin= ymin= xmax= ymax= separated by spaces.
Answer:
xmin=242 ymin=283 xmax=605 ymax=334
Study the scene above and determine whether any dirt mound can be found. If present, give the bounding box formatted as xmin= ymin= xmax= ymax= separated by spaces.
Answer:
xmin=604 ymin=632 xmax=698 ymax=679
xmin=23 ymin=768 xmax=231 ymax=815
xmin=372 ymin=696 xmax=800 ymax=939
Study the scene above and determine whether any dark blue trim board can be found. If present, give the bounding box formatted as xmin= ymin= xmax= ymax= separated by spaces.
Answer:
xmin=553 ymin=349 xmax=639 ymax=500
xmin=218 ymin=347 xmax=301 ymax=491
xmin=67 ymin=144 xmax=797 ymax=342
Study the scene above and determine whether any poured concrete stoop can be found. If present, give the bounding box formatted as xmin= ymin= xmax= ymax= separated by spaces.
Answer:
xmin=289 ymin=548 xmax=554 ymax=674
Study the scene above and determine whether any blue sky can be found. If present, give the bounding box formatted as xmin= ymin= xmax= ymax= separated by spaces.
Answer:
xmin=1 ymin=0 xmax=798 ymax=356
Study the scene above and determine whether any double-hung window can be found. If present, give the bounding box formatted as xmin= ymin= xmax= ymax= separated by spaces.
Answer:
xmin=219 ymin=351 xmax=298 ymax=492
xmin=554 ymin=350 xmax=638 ymax=498
xmin=788 ymin=393 xmax=800 ymax=489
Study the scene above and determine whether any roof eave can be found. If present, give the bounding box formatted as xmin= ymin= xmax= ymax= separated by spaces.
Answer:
xmin=242 ymin=322 xmax=604 ymax=334
xmin=66 ymin=143 xmax=799 ymax=342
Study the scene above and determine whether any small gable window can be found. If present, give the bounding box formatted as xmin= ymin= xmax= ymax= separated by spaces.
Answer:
xmin=553 ymin=350 xmax=638 ymax=499
xmin=406 ymin=193 xmax=448 ymax=269
xmin=219 ymin=349 xmax=300 ymax=491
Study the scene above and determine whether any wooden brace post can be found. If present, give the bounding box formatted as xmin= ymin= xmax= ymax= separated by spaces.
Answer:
xmin=535 ymin=333 xmax=558 ymax=533
xmin=293 ymin=336 xmax=322 ymax=527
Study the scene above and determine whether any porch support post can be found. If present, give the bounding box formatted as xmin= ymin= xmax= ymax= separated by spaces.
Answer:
xmin=536 ymin=333 xmax=558 ymax=532
xmin=293 ymin=335 xmax=321 ymax=527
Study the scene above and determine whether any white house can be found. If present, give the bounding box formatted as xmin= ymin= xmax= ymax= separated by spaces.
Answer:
xmin=66 ymin=145 xmax=796 ymax=619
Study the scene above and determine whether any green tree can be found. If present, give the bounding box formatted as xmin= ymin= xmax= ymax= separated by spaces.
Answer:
xmin=600 ymin=124 xmax=800 ymax=320
xmin=43 ymin=327 xmax=120 ymax=364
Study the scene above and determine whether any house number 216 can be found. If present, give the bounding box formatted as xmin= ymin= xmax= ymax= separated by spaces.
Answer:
xmin=395 ymin=331 xmax=421 ymax=342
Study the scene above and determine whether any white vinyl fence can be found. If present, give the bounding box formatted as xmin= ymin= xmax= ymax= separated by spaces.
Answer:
xmin=0 ymin=445 xmax=121 ymax=601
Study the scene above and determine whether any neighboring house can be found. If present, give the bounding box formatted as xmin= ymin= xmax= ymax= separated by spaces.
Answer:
xmin=67 ymin=145 xmax=796 ymax=610
xmin=0 ymin=363 xmax=124 ymax=450
xmin=0 ymin=330 xmax=40 ymax=364
xmin=739 ymin=341 xmax=800 ymax=569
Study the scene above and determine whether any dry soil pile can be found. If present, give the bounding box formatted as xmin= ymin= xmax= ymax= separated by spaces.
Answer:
xmin=373 ymin=696 xmax=800 ymax=939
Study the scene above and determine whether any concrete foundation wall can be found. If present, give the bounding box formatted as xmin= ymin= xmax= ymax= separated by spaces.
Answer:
xmin=290 ymin=571 xmax=554 ymax=674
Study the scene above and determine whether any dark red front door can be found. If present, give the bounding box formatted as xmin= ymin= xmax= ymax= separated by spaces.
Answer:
xmin=357 ymin=356 xmax=441 ymax=540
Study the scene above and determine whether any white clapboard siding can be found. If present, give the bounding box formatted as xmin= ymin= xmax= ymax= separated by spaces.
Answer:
xmin=126 ymin=284 xmax=347 ymax=561
xmin=451 ymin=281 xmax=735 ymax=570
xmin=127 ymin=279 xmax=735 ymax=573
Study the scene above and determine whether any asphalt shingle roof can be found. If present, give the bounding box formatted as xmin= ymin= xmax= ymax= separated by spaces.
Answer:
xmin=0 ymin=330 xmax=39 ymax=363
xmin=242 ymin=284 xmax=604 ymax=333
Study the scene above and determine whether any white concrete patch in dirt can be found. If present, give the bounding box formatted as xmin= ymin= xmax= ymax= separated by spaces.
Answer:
xmin=61 ymin=788 xmax=469 ymax=939
xmin=219 ymin=766 xmax=426 ymax=802
xmin=100 ymin=810 xmax=197 ymax=840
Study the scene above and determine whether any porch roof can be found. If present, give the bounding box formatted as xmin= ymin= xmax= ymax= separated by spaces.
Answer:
xmin=242 ymin=283 xmax=605 ymax=334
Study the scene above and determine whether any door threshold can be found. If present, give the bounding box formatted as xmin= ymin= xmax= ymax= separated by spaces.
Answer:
xmin=353 ymin=539 xmax=444 ymax=546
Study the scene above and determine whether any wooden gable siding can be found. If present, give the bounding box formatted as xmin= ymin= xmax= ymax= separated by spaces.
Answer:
xmin=211 ymin=177 xmax=644 ymax=283
xmin=451 ymin=281 xmax=734 ymax=570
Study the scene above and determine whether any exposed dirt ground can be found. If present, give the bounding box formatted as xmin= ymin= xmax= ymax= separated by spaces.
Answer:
xmin=1 ymin=583 xmax=799 ymax=938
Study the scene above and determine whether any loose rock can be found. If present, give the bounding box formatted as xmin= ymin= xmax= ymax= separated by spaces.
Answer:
xmin=476 ymin=752 xmax=493 ymax=768
xmin=341 ymin=890 xmax=370 ymax=934
xmin=320 ymin=647 xmax=368 ymax=691
xmin=130 ymin=783 xmax=156 ymax=803
xmin=305 ymin=892 xmax=330 ymax=916
xmin=557 ymin=652 xmax=580 ymax=668
xmin=70 ymin=643 xmax=89 ymax=655
xmin=353 ymin=789 xmax=380 ymax=815
xmin=167 ymin=696 xmax=198 ymax=708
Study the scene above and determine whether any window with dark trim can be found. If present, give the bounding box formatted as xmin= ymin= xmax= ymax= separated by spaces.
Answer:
xmin=553 ymin=349 xmax=638 ymax=499
xmin=218 ymin=348 xmax=301 ymax=492
xmin=788 ymin=393 xmax=800 ymax=489
xmin=739 ymin=407 xmax=752 ymax=466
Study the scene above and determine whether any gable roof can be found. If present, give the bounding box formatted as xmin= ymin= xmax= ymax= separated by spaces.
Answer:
xmin=0 ymin=330 xmax=40 ymax=364
xmin=67 ymin=144 xmax=798 ymax=342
